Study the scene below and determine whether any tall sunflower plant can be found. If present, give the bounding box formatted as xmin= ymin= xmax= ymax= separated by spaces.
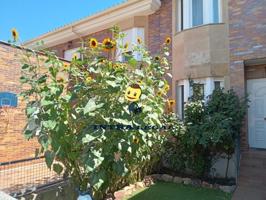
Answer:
xmin=20 ymin=26 xmax=173 ymax=199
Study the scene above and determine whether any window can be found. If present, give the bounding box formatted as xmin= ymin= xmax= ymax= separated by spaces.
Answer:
xmin=192 ymin=83 xmax=205 ymax=100
xmin=177 ymin=85 xmax=185 ymax=119
xmin=64 ymin=48 xmax=81 ymax=61
xmin=121 ymin=51 xmax=133 ymax=62
xmin=192 ymin=0 xmax=203 ymax=27
xmin=116 ymin=28 xmax=145 ymax=61
xmin=214 ymin=81 xmax=221 ymax=89
xmin=177 ymin=0 xmax=221 ymax=31
xmin=0 ymin=92 xmax=18 ymax=107
xmin=176 ymin=78 xmax=224 ymax=119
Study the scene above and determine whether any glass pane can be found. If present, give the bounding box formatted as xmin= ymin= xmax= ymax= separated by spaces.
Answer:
xmin=192 ymin=83 xmax=204 ymax=100
xmin=214 ymin=81 xmax=221 ymax=89
xmin=213 ymin=0 xmax=219 ymax=23
xmin=177 ymin=85 xmax=185 ymax=119
xmin=192 ymin=0 xmax=203 ymax=26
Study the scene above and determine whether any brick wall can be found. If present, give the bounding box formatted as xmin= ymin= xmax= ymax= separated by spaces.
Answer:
xmin=229 ymin=0 xmax=266 ymax=149
xmin=0 ymin=42 xmax=39 ymax=162
xmin=148 ymin=0 xmax=173 ymax=96
xmin=229 ymin=0 xmax=266 ymax=95
xmin=148 ymin=0 xmax=172 ymax=58
xmin=51 ymin=29 xmax=112 ymax=58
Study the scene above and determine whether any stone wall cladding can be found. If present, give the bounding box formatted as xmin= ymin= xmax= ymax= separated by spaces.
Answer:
xmin=0 ymin=43 xmax=40 ymax=162
xmin=229 ymin=0 xmax=266 ymax=149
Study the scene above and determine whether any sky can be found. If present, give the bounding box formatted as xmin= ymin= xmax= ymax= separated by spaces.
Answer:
xmin=0 ymin=0 xmax=125 ymax=42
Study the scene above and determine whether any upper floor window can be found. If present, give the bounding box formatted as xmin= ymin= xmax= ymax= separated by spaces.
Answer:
xmin=177 ymin=0 xmax=221 ymax=31
xmin=64 ymin=48 xmax=81 ymax=61
xmin=116 ymin=27 xmax=145 ymax=62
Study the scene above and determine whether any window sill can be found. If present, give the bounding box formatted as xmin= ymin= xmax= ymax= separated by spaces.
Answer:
xmin=174 ymin=23 xmax=225 ymax=36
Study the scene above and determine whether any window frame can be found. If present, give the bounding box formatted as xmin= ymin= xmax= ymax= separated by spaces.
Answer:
xmin=176 ymin=0 xmax=222 ymax=32
xmin=176 ymin=77 xmax=224 ymax=119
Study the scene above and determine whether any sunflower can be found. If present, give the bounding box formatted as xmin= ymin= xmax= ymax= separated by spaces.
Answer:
xmin=137 ymin=37 xmax=142 ymax=44
xmin=11 ymin=28 xmax=19 ymax=41
xmin=163 ymin=84 xmax=170 ymax=92
xmin=89 ymin=38 xmax=98 ymax=48
xmin=124 ymin=42 xmax=129 ymax=50
xmin=133 ymin=137 xmax=140 ymax=144
xmin=57 ymin=77 xmax=65 ymax=83
xmin=137 ymin=80 xmax=143 ymax=85
xmin=72 ymin=53 xmax=78 ymax=60
xmin=154 ymin=56 xmax=160 ymax=61
xmin=102 ymin=38 xmax=116 ymax=51
xmin=85 ymin=76 xmax=93 ymax=83
xmin=64 ymin=64 xmax=70 ymax=69
xmin=167 ymin=99 xmax=176 ymax=107
xmin=113 ymin=63 xmax=124 ymax=69
xmin=157 ymin=90 xmax=163 ymax=96
xmin=165 ymin=37 xmax=171 ymax=45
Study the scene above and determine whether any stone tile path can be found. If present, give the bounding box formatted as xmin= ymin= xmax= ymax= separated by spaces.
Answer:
xmin=233 ymin=149 xmax=266 ymax=200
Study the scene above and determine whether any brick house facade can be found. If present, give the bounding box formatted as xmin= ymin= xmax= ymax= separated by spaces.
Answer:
xmin=229 ymin=0 xmax=266 ymax=150
xmin=1 ymin=0 xmax=265 ymax=173
xmin=0 ymin=42 xmax=39 ymax=162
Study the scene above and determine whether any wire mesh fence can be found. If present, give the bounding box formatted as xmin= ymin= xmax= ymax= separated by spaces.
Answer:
xmin=0 ymin=156 xmax=63 ymax=196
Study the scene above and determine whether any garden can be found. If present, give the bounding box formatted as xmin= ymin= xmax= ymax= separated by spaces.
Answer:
xmin=18 ymin=27 xmax=247 ymax=200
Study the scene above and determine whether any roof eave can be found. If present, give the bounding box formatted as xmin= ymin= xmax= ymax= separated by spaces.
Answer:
xmin=24 ymin=0 xmax=161 ymax=49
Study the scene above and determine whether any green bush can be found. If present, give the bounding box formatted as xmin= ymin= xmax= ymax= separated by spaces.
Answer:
xmin=164 ymin=85 xmax=248 ymax=178
xmin=20 ymin=27 xmax=172 ymax=199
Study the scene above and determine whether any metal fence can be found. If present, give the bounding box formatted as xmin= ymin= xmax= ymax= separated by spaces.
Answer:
xmin=0 ymin=156 xmax=62 ymax=197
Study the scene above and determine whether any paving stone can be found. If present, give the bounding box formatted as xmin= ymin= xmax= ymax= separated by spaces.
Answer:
xmin=173 ymin=176 xmax=182 ymax=184
xmin=219 ymin=185 xmax=237 ymax=193
xmin=161 ymin=174 xmax=174 ymax=182
xmin=182 ymin=178 xmax=192 ymax=185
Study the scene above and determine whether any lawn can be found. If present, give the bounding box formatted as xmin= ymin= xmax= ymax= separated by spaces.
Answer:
xmin=124 ymin=182 xmax=231 ymax=200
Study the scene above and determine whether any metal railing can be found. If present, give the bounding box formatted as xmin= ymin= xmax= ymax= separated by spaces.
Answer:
xmin=0 ymin=156 xmax=63 ymax=197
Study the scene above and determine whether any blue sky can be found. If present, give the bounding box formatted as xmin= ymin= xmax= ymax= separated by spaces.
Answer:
xmin=0 ymin=0 xmax=124 ymax=42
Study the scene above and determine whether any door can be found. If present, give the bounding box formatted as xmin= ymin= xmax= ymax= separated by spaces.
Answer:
xmin=247 ymin=78 xmax=266 ymax=149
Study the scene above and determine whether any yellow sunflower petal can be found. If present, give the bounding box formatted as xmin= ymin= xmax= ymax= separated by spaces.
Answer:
xmin=137 ymin=37 xmax=142 ymax=44
xmin=72 ymin=53 xmax=78 ymax=60
xmin=11 ymin=28 xmax=19 ymax=41
xmin=89 ymin=38 xmax=98 ymax=48
xmin=165 ymin=37 xmax=171 ymax=45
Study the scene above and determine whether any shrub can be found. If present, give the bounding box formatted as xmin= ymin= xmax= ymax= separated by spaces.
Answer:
xmin=164 ymin=85 xmax=248 ymax=178
xmin=20 ymin=27 xmax=172 ymax=199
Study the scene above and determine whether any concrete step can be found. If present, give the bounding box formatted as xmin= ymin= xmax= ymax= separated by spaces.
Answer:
xmin=233 ymin=149 xmax=266 ymax=200
xmin=240 ymin=158 xmax=266 ymax=169
xmin=238 ymin=176 xmax=266 ymax=190
xmin=242 ymin=149 xmax=266 ymax=160
xmin=239 ymin=165 xmax=266 ymax=178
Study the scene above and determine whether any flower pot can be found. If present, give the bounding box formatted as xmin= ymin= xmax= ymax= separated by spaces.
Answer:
xmin=77 ymin=191 xmax=92 ymax=200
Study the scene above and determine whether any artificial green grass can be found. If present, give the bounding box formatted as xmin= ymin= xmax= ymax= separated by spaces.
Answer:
xmin=124 ymin=182 xmax=231 ymax=200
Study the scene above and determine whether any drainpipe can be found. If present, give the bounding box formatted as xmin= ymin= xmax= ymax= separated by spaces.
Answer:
xmin=71 ymin=26 xmax=84 ymax=60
